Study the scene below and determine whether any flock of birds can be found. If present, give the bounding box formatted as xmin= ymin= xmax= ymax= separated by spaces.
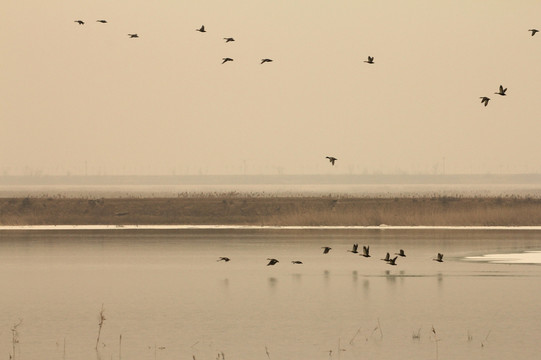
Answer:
xmin=217 ymin=245 xmax=444 ymax=266
xmin=72 ymin=19 xmax=536 ymax=170
xmin=476 ymin=28 xmax=541 ymax=107
xmin=73 ymin=21 xmax=275 ymax=65
xmin=479 ymin=84 xmax=507 ymax=107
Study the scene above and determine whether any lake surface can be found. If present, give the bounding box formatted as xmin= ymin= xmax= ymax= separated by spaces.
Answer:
xmin=0 ymin=228 xmax=540 ymax=360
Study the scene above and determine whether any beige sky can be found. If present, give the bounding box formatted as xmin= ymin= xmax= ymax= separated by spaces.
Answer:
xmin=2 ymin=0 xmax=541 ymax=176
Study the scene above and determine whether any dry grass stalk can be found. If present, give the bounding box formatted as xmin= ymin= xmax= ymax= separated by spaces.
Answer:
xmin=95 ymin=304 xmax=106 ymax=350
xmin=10 ymin=319 xmax=22 ymax=360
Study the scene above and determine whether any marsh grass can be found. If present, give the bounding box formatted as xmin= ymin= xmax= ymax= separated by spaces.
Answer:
xmin=2 ymin=195 xmax=541 ymax=226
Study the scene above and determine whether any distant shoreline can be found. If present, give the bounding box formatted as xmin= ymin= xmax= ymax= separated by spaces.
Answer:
xmin=2 ymin=195 xmax=541 ymax=226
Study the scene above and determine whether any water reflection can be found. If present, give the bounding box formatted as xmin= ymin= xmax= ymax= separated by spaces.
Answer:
xmin=267 ymin=277 xmax=278 ymax=288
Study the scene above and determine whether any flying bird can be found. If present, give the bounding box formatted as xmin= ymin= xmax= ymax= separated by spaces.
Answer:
xmin=480 ymin=97 xmax=490 ymax=107
xmin=267 ymin=258 xmax=279 ymax=266
xmin=261 ymin=58 xmax=273 ymax=64
xmin=224 ymin=37 xmax=235 ymax=43
xmin=529 ymin=29 xmax=539 ymax=36
xmin=395 ymin=249 xmax=406 ymax=257
xmin=322 ymin=247 xmax=332 ymax=254
xmin=364 ymin=56 xmax=374 ymax=64
xmin=388 ymin=256 xmax=398 ymax=266
xmin=74 ymin=20 xmax=84 ymax=25
xmin=381 ymin=252 xmax=391 ymax=262
xmin=326 ymin=156 xmax=337 ymax=166
xmin=96 ymin=20 xmax=107 ymax=23
xmin=222 ymin=57 xmax=234 ymax=64
xmin=348 ymin=243 xmax=359 ymax=254
xmin=494 ymin=85 xmax=507 ymax=96
xmin=433 ymin=253 xmax=444 ymax=262
xmin=196 ymin=25 xmax=206 ymax=32
xmin=291 ymin=260 xmax=303 ymax=264
xmin=361 ymin=246 xmax=371 ymax=258
xmin=217 ymin=257 xmax=230 ymax=262
xmin=128 ymin=34 xmax=139 ymax=38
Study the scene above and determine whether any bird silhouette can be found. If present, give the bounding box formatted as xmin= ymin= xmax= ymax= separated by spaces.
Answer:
xmin=291 ymin=260 xmax=303 ymax=264
xmin=261 ymin=58 xmax=273 ymax=64
xmin=267 ymin=258 xmax=279 ymax=266
xmin=529 ymin=29 xmax=539 ymax=36
xmin=322 ymin=246 xmax=332 ymax=254
xmin=217 ymin=257 xmax=230 ymax=262
xmin=326 ymin=156 xmax=337 ymax=166
xmin=388 ymin=256 xmax=398 ymax=266
xmin=362 ymin=246 xmax=371 ymax=258
xmin=380 ymin=252 xmax=391 ymax=262
xmin=96 ymin=20 xmax=107 ymax=23
xmin=128 ymin=34 xmax=139 ymax=38
xmin=224 ymin=37 xmax=235 ymax=43
xmin=433 ymin=253 xmax=444 ymax=262
xmin=222 ymin=57 xmax=234 ymax=64
xmin=74 ymin=20 xmax=84 ymax=25
xmin=364 ymin=56 xmax=374 ymax=64
xmin=494 ymin=85 xmax=507 ymax=96
xmin=395 ymin=249 xmax=406 ymax=257
xmin=196 ymin=25 xmax=206 ymax=32
xmin=480 ymin=97 xmax=490 ymax=106
xmin=348 ymin=243 xmax=359 ymax=253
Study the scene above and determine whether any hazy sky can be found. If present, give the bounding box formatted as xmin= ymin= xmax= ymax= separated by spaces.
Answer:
xmin=2 ymin=1 xmax=541 ymax=176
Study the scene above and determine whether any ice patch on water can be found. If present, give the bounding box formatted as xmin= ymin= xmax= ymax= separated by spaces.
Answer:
xmin=465 ymin=251 xmax=541 ymax=264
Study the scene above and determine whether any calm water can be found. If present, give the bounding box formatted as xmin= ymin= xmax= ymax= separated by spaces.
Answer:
xmin=0 ymin=228 xmax=540 ymax=360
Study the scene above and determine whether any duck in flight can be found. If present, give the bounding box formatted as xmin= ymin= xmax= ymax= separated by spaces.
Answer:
xmin=388 ymin=256 xmax=398 ymax=266
xmin=217 ymin=257 xmax=230 ymax=262
xmin=291 ymin=260 xmax=303 ymax=264
xmin=267 ymin=258 xmax=279 ymax=266
xmin=494 ymin=85 xmax=507 ymax=96
xmin=395 ymin=249 xmax=406 ymax=257
xmin=74 ymin=20 xmax=84 ymax=25
xmin=361 ymin=246 xmax=371 ymax=258
xmin=322 ymin=246 xmax=332 ymax=254
xmin=348 ymin=243 xmax=359 ymax=254
xmin=128 ymin=34 xmax=139 ymax=38
xmin=364 ymin=56 xmax=374 ymax=64
xmin=480 ymin=97 xmax=490 ymax=107
xmin=261 ymin=58 xmax=273 ymax=64
xmin=433 ymin=253 xmax=444 ymax=262
xmin=380 ymin=252 xmax=391 ymax=262
xmin=326 ymin=156 xmax=337 ymax=166
xmin=529 ymin=29 xmax=539 ymax=36
xmin=96 ymin=20 xmax=107 ymax=23
xmin=222 ymin=57 xmax=234 ymax=64
xmin=224 ymin=37 xmax=235 ymax=43
xmin=196 ymin=25 xmax=206 ymax=32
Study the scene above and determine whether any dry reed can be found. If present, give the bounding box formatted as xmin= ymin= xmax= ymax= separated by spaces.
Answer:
xmin=2 ymin=195 xmax=541 ymax=226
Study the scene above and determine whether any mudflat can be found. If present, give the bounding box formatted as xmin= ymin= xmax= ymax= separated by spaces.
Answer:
xmin=1 ymin=195 xmax=541 ymax=226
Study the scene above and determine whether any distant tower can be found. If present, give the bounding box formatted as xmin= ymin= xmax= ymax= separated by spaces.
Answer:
xmin=442 ymin=157 xmax=446 ymax=175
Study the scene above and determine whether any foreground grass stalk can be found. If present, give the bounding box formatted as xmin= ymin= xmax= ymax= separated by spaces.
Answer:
xmin=11 ymin=319 xmax=22 ymax=360
xmin=95 ymin=304 xmax=106 ymax=350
